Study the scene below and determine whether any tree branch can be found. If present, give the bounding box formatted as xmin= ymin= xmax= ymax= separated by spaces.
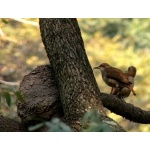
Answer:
xmin=100 ymin=93 xmax=150 ymax=124
xmin=0 ymin=115 xmax=26 ymax=132
xmin=12 ymin=18 xmax=39 ymax=27
xmin=0 ymin=80 xmax=20 ymax=86
xmin=39 ymin=19 xmax=104 ymax=128
xmin=17 ymin=64 xmax=125 ymax=131
xmin=0 ymin=28 xmax=5 ymax=36
xmin=18 ymin=65 xmax=150 ymax=125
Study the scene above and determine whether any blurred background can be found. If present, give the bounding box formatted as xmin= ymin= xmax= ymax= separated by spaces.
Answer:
xmin=0 ymin=18 xmax=150 ymax=131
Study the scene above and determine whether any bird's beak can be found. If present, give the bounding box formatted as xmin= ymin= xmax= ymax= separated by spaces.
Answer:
xmin=93 ymin=66 xmax=99 ymax=70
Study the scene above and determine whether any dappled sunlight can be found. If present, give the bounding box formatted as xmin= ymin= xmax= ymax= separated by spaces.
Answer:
xmin=0 ymin=18 xmax=48 ymax=121
xmin=1 ymin=18 xmax=150 ymax=131
xmin=78 ymin=19 xmax=150 ymax=131
xmin=26 ymin=56 xmax=46 ymax=66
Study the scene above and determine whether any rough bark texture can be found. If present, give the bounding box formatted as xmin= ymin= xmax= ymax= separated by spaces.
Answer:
xmin=39 ymin=18 xmax=105 ymax=130
xmin=18 ymin=65 xmax=150 ymax=126
xmin=1 ymin=19 xmax=149 ymax=132
xmin=17 ymin=65 xmax=63 ymax=127
xmin=17 ymin=64 xmax=125 ymax=131
xmin=100 ymin=93 xmax=150 ymax=124
xmin=0 ymin=115 xmax=48 ymax=132
xmin=0 ymin=115 xmax=26 ymax=132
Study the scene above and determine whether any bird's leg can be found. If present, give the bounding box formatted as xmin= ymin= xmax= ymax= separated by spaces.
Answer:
xmin=111 ymin=87 xmax=123 ymax=95
xmin=111 ymin=87 xmax=122 ymax=95
xmin=110 ymin=87 xmax=114 ymax=94
xmin=110 ymin=87 xmax=119 ymax=95
xmin=127 ymin=85 xmax=136 ymax=96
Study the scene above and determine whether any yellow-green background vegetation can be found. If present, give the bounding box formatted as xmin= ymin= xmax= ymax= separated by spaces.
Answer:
xmin=0 ymin=18 xmax=150 ymax=131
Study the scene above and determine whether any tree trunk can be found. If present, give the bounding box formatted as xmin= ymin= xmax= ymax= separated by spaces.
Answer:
xmin=39 ymin=18 xmax=118 ymax=131
xmin=0 ymin=115 xmax=26 ymax=132
xmin=3 ymin=18 xmax=149 ymax=132
xmin=17 ymin=64 xmax=125 ymax=131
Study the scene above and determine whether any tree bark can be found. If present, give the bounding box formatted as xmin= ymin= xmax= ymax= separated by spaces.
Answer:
xmin=17 ymin=65 xmax=63 ymax=128
xmin=17 ymin=65 xmax=150 ymax=129
xmin=39 ymin=18 xmax=106 ymax=130
xmin=1 ymin=18 xmax=149 ymax=132
xmin=101 ymin=93 xmax=150 ymax=124
xmin=16 ymin=64 xmax=125 ymax=131
xmin=0 ymin=115 xmax=26 ymax=132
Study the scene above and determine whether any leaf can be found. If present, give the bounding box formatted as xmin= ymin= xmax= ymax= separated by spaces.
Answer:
xmin=83 ymin=122 xmax=112 ymax=132
xmin=0 ymin=96 xmax=1 ymax=109
xmin=45 ymin=118 xmax=73 ymax=132
xmin=81 ymin=110 xmax=112 ymax=132
xmin=28 ymin=123 xmax=44 ymax=131
xmin=90 ymin=109 xmax=101 ymax=123
xmin=100 ymin=123 xmax=112 ymax=132
xmin=14 ymin=91 xmax=24 ymax=102
xmin=51 ymin=118 xmax=60 ymax=124
xmin=82 ymin=123 xmax=102 ymax=132
xmin=2 ymin=19 xmax=9 ymax=24
xmin=4 ymin=92 xmax=11 ymax=107
xmin=82 ymin=109 xmax=101 ymax=124
xmin=82 ymin=111 xmax=93 ymax=124
xmin=59 ymin=122 xmax=73 ymax=132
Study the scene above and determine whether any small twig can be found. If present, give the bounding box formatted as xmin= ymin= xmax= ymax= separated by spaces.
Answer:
xmin=0 ymin=28 xmax=18 ymax=43
xmin=0 ymin=28 xmax=5 ymax=36
xmin=12 ymin=18 xmax=39 ymax=27
xmin=0 ymin=80 xmax=20 ymax=86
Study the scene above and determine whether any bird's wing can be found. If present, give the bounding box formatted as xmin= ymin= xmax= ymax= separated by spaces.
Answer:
xmin=105 ymin=68 xmax=131 ymax=84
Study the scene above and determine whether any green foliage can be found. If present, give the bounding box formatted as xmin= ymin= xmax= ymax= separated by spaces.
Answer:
xmin=82 ymin=110 xmax=112 ymax=132
xmin=83 ymin=122 xmax=112 ymax=132
xmin=28 ymin=123 xmax=45 ymax=131
xmin=0 ymin=96 xmax=1 ymax=109
xmin=78 ymin=18 xmax=150 ymax=49
xmin=4 ymin=91 xmax=12 ymax=107
xmin=14 ymin=91 xmax=24 ymax=103
xmin=82 ymin=109 xmax=101 ymax=123
xmin=28 ymin=110 xmax=112 ymax=132
xmin=0 ymin=89 xmax=12 ymax=108
xmin=45 ymin=118 xmax=73 ymax=132
xmin=0 ymin=89 xmax=24 ymax=108
xmin=1 ymin=19 xmax=9 ymax=24
xmin=78 ymin=18 xmax=150 ymax=132
xmin=1 ymin=18 xmax=150 ymax=131
xmin=0 ymin=18 xmax=47 ymax=121
xmin=28 ymin=118 xmax=73 ymax=132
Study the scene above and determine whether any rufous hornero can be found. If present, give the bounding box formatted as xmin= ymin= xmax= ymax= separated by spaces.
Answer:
xmin=93 ymin=63 xmax=136 ymax=96
xmin=111 ymin=66 xmax=136 ymax=99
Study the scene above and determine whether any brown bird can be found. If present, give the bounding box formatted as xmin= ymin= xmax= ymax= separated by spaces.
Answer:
xmin=93 ymin=63 xmax=136 ymax=95
xmin=111 ymin=66 xmax=136 ymax=99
